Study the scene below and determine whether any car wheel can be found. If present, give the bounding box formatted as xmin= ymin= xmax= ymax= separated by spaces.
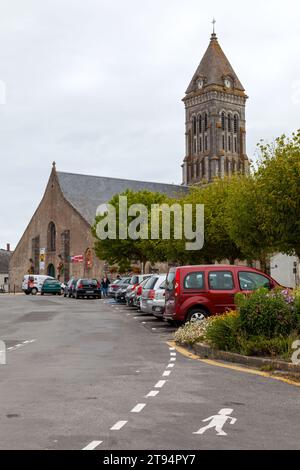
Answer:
xmin=31 ymin=288 xmax=38 ymax=296
xmin=186 ymin=308 xmax=209 ymax=323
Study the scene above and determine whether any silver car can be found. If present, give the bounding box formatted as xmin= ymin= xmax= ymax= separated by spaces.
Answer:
xmin=140 ymin=274 xmax=167 ymax=318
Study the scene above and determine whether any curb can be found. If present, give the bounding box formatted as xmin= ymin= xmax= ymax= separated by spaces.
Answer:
xmin=186 ymin=342 xmax=300 ymax=374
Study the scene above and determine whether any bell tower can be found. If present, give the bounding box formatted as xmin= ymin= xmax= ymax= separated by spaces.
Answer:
xmin=182 ymin=24 xmax=249 ymax=185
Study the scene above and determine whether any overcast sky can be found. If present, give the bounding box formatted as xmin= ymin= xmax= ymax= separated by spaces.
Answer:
xmin=0 ymin=0 xmax=299 ymax=249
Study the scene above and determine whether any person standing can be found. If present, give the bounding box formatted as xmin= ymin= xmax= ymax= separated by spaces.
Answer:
xmin=101 ymin=276 xmax=110 ymax=297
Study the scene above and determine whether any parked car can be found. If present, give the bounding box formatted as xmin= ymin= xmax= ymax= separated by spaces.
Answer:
xmin=164 ymin=265 xmax=280 ymax=324
xmin=74 ymin=279 xmax=101 ymax=299
xmin=124 ymin=274 xmax=152 ymax=302
xmin=64 ymin=279 xmax=77 ymax=298
xmin=126 ymin=277 xmax=153 ymax=307
xmin=108 ymin=278 xmax=123 ymax=297
xmin=41 ymin=278 xmax=63 ymax=296
xmin=22 ymin=275 xmax=53 ymax=295
xmin=140 ymin=275 xmax=167 ymax=318
xmin=114 ymin=277 xmax=133 ymax=303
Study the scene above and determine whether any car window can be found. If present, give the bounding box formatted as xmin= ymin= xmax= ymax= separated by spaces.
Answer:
xmin=238 ymin=271 xmax=271 ymax=291
xmin=166 ymin=270 xmax=176 ymax=291
xmin=159 ymin=280 xmax=166 ymax=289
xmin=209 ymin=271 xmax=234 ymax=290
xmin=144 ymin=277 xmax=158 ymax=289
xmin=184 ymin=272 xmax=205 ymax=289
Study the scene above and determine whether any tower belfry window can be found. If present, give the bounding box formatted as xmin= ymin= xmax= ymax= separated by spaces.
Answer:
xmin=228 ymin=114 xmax=232 ymax=132
xmin=234 ymin=115 xmax=238 ymax=134
xmin=204 ymin=113 xmax=208 ymax=131
xmin=221 ymin=112 xmax=226 ymax=131
xmin=198 ymin=115 xmax=202 ymax=133
xmin=193 ymin=116 xmax=197 ymax=135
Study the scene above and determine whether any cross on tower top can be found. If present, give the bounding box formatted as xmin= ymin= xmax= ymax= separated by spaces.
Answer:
xmin=212 ymin=17 xmax=216 ymax=34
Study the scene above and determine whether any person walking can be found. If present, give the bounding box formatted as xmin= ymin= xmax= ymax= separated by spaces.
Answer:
xmin=101 ymin=276 xmax=110 ymax=298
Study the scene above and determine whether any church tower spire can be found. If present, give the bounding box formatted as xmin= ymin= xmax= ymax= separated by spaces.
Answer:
xmin=182 ymin=28 xmax=249 ymax=185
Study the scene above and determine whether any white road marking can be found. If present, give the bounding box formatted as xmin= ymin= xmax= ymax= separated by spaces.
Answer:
xmin=82 ymin=440 xmax=103 ymax=450
xmin=170 ymin=352 xmax=176 ymax=356
xmin=111 ymin=420 xmax=128 ymax=431
xmin=131 ymin=403 xmax=146 ymax=413
xmin=170 ymin=357 xmax=176 ymax=362
xmin=146 ymin=390 xmax=159 ymax=397
xmin=155 ymin=380 xmax=166 ymax=388
xmin=167 ymin=363 xmax=175 ymax=368
xmin=163 ymin=370 xmax=171 ymax=377
xmin=169 ymin=347 xmax=176 ymax=351
xmin=152 ymin=328 xmax=157 ymax=331
xmin=193 ymin=409 xmax=237 ymax=436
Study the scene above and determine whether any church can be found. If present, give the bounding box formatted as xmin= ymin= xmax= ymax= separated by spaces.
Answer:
xmin=9 ymin=30 xmax=248 ymax=290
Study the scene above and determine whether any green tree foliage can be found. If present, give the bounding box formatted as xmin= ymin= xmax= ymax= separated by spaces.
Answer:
xmin=256 ymin=130 xmax=300 ymax=258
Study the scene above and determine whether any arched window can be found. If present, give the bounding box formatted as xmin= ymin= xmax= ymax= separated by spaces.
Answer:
xmin=228 ymin=136 xmax=232 ymax=152
xmin=204 ymin=113 xmax=208 ymax=131
xmin=198 ymin=115 xmax=202 ymax=133
xmin=199 ymin=136 xmax=203 ymax=152
xmin=228 ymin=114 xmax=232 ymax=132
xmin=47 ymin=222 xmax=56 ymax=252
xmin=193 ymin=116 xmax=197 ymax=135
xmin=234 ymin=115 xmax=239 ymax=134
xmin=221 ymin=112 xmax=226 ymax=131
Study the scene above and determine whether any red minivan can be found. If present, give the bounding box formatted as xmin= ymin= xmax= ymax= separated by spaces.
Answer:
xmin=164 ymin=265 xmax=280 ymax=323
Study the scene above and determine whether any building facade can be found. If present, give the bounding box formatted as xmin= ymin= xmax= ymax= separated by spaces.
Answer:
xmin=182 ymin=31 xmax=249 ymax=185
xmin=9 ymin=164 xmax=185 ymax=289
xmin=0 ymin=246 xmax=11 ymax=292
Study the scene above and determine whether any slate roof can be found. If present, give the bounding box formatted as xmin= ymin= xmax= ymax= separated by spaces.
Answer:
xmin=57 ymin=171 xmax=188 ymax=225
xmin=186 ymin=33 xmax=245 ymax=94
xmin=0 ymin=250 xmax=11 ymax=274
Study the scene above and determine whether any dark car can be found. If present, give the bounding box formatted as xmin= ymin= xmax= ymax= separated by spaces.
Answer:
xmin=114 ymin=277 xmax=132 ymax=303
xmin=41 ymin=278 xmax=62 ymax=296
xmin=64 ymin=279 xmax=77 ymax=298
xmin=74 ymin=279 xmax=101 ymax=299
xmin=164 ymin=265 xmax=280 ymax=324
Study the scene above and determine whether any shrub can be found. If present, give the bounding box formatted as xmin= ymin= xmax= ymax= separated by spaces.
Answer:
xmin=174 ymin=319 xmax=211 ymax=346
xmin=294 ymin=286 xmax=300 ymax=317
xmin=236 ymin=288 xmax=297 ymax=338
xmin=205 ymin=311 xmax=241 ymax=352
xmin=237 ymin=334 xmax=298 ymax=361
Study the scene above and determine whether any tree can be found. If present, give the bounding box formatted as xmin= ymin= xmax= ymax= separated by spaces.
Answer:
xmin=256 ymin=130 xmax=300 ymax=259
xmin=225 ymin=175 xmax=272 ymax=271
xmin=92 ymin=189 xmax=171 ymax=270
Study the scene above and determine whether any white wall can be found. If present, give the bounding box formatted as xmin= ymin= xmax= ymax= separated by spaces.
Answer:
xmin=270 ymin=253 xmax=299 ymax=288
xmin=0 ymin=273 xmax=9 ymax=292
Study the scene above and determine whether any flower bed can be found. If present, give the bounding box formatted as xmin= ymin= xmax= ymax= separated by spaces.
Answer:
xmin=175 ymin=287 xmax=300 ymax=362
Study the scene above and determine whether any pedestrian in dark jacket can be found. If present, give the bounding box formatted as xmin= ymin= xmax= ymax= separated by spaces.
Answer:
xmin=101 ymin=277 xmax=110 ymax=297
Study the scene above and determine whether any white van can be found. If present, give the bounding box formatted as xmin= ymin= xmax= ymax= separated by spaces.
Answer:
xmin=22 ymin=275 xmax=54 ymax=295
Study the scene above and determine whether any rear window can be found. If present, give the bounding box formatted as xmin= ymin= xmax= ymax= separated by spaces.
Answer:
xmin=144 ymin=277 xmax=158 ymax=289
xmin=166 ymin=270 xmax=176 ymax=291
xmin=184 ymin=272 xmax=205 ymax=289
xmin=130 ymin=276 xmax=139 ymax=285
xmin=209 ymin=271 xmax=234 ymax=290
xmin=81 ymin=279 xmax=98 ymax=286
xmin=238 ymin=271 xmax=271 ymax=291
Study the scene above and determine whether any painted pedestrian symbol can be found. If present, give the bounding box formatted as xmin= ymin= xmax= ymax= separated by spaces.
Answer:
xmin=193 ymin=409 xmax=237 ymax=436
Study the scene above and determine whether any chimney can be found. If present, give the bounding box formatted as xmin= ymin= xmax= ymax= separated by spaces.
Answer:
xmin=6 ymin=243 xmax=10 ymax=252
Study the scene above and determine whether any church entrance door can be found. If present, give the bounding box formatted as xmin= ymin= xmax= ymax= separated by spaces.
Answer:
xmin=47 ymin=264 xmax=55 ymax=278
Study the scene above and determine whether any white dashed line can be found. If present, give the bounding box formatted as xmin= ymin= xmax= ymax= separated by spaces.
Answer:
xmin=169 ymin=347 xmax=176 ymax=351
xmin=170 ymin=357 xmax=176 ymax=362
xmin=155 ymin=380 xmax=166 ymax=388
xmin=111 ymin=420 xmax=128 ymax=431
xmin=146 ymin=390 xmax=159 ymax=397
xmin=152 ymin=328 xmax=157 ymax=331
xmin=131 ymin=403 xmax=146 ymax=413
xmin=170 ymin=352 xmax=176 ymax=356
xmin=82 ymin=440 xmax=103 ymax=450
xmin=163 ymin=370 xmax=171 ymax=377
xmin=167 ymin=364 xmax=175 ymax=368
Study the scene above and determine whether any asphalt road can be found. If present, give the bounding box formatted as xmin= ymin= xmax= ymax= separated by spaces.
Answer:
xmin=0 ymin=294 xmax=299 ymax=450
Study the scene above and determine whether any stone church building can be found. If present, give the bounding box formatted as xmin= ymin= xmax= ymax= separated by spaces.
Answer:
xmin=9 ymin=31 xmax=248 ymax=289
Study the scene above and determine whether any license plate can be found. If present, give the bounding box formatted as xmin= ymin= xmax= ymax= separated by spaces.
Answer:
xmin=86 ymin=290 xmax=94 ymax=294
